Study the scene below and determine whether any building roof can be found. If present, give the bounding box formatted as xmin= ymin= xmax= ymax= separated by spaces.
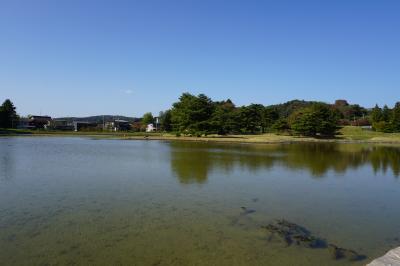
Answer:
xmin=29 ymin=115 xmax=52 ymax=119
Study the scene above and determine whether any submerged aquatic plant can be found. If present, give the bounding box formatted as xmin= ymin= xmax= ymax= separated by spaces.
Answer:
xmin=262 ymin=219 xmax=367 ymax=262
xmin=240 ymin=206 xmax=256 ymax=215
xmin=262 ymin=219 xmax=327 ymax=248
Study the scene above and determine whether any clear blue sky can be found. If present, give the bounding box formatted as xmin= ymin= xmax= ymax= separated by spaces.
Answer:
xmin=1 ymin=0 xmax=399 ymax=117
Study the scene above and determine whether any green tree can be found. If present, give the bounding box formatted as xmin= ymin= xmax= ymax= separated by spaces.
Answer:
xmin=271 ymin=118 xmax=290 ymax=133
xmin=159 ymin=110 xmax=172 ymax=131
xmin=382 ymin=105 xmax=392 ymax=122
xmin=170 ymin=93 xmax=214 ymax=133
xmin=290 ymin=103 xmax=339 ymax=137
xmin=391 ymin=102 xmax=400 ymax=132
xmin=370 ymin=104 xmax=383 ymax=123
xmin=262 ymin=107 xmax=279 ymax=132
xmin=373 ymin=121 xmax=392 ymax=133
xmin=0 ymin=99 xmax=18 ymax=128
xmin=142 ymin=112 xmax=154 ymax=125
xmin=290 ymin=110 xmax=317 ymax=136
xmin=238 ymin=104 xmax=264 ymax=133
xmin=270 ymin=100 xmax=315 ymax=118
xmin=210 ymin=99 xmax=239 ymax=134
xmin=352 ymin=104 xmax=367 ymax=118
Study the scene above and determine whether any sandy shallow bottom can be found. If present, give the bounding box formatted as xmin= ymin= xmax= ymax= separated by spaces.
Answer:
xmin=1 ymin=137 xmax=400 ymax=265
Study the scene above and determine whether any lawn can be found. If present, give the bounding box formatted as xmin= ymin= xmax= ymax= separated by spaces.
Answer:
xmin=338 ymin=126 xmax=400 ymax=142
xmin=1 ymin=126 xmax=400 ymax=144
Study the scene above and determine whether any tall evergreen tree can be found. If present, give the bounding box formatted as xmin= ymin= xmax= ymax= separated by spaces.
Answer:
xmin=170 ymin=93 xmax=214 ymax=132
xmin=238 ymin=104 xmax=264 ymax=133
xmin=159 ymin=110 xmax=172 ymax=131
xmin=290 ymin=103 xmax=339 ymax=136
xmin=210 ymin=99 xmax=239 ymax=134
xmin=391 ymin=102 xmax=400 ymax=132
xmin=382 ymin=105 xmax=392 ymax=122
xmin=0 ymin=99 xmax=18 ymax=128
xmin=262 ymin=107 xmax=279 ymax=132
xmin=370 ymin=104 xmax=383 ymax=123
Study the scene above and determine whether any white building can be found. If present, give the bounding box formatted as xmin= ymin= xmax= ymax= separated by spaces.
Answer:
xmin=146 ymin=123 xmax=155 ymax=132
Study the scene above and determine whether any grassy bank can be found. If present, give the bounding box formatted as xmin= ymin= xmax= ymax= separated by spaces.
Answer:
xmin=122 ymin=127 xmax=400 ymax=144
xmin=0 ymin=129 xmax=163 ymax=137
xmin=1 ymin=127 xmax=400 ymax=144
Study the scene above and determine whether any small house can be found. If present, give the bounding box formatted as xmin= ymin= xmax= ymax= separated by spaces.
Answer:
xmin=146 ymin=123 xmax=155 ymax=132
xmin=28 ymin=115 xmax=52 ymax=129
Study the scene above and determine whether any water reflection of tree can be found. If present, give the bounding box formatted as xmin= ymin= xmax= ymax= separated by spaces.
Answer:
xmin=281 ymin=144 xmax=366 ymax=177
xmin=170 ymin=145 xmax=211 ymax=184
xmin=170 ymin=142 xmax=400 ymax=183
xmin=369 ymin=146 xmax=400 ymax=176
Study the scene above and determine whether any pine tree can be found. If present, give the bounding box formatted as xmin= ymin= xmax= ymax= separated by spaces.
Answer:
xmin=370 ymin=104 xmax=383 ymax=123
xmin=391 ymin=102 xmax=400 ymax=132
xmin=290 ymin=103 xmax=339 ymax=136
xmin=0 ymin=99 xmax=18 ymax=128
xmin=382 ymin=105 xmax=392 ymax=122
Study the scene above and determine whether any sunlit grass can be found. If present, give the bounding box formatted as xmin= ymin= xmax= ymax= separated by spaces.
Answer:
xmin=2 ymin=126 xmax=400 ymax=143
xmin=338 ymin=126 xmax=400 ymax=142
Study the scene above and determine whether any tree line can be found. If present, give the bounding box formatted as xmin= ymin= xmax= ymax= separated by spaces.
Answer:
xmin=2 ymin=95 xmax=400 ymax=137
xmin=370 ymin=103 xmax=400 ymax=132
xmin=154 ymin=93 xmax=400 ymax=136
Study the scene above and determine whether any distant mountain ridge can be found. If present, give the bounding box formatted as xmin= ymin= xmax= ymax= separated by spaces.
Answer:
xmin=55 ymin=115 xmax=139 ymax=123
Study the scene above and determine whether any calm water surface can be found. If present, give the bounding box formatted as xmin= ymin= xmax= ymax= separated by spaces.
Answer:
xmin=1 ymin=137 xmax=400 ymax=265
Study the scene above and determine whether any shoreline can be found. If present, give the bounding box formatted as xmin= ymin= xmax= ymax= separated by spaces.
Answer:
xmin=2 ymin=131 xmax=400 ymax=145
xmin=119 ymin=135 xmax=400 ymax=145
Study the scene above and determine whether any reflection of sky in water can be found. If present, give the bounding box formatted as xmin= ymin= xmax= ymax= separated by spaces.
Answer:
xmin=0 ymin=137 xmax=400 ymax=265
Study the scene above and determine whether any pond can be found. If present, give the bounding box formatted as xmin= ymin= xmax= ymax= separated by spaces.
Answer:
xmin=1 ymin=137 xmax=400 ymax=265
